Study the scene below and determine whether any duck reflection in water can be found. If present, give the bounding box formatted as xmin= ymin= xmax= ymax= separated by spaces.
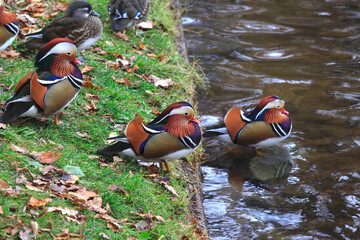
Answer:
xmin=204 ymin=145 xmax=293 ymax=192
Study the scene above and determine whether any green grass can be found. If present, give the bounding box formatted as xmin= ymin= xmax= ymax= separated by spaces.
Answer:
xmin=0 ymin=0 xmax=204 ymax=239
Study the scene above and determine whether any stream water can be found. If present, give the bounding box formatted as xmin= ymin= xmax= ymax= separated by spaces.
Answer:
xmin=182 ymin=0 xmax=360 ymax=239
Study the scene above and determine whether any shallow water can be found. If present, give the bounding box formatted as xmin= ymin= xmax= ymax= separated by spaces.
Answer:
xmin=182 ymin=0 xmax=360 ymax=239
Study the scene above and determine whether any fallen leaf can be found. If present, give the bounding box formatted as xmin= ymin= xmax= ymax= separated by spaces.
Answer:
xmin=158 ymin=181 xmax=179 ymax=197
xmin=80 ymin=65 xmax=94 ymax=74
xmin=76 ymin=132 xmax=92 ymax=139
xmin=115 ymin=77 xmax=131 ymax=86
xmin=82 ymin=80 xmax=101 ymax=90
xmin=0 ymin=205 xmax=3 ymax=214
xmin=84 ymin=100 xmax=99 ymax=114
xmin=139 ymin=43 xmax=147 ymax=50
xmin=126 ymin=64 xmax=139 ymax=73
xmin=47 ymin=206 xmax=79 ymax=218
xmin=0 ymin=178 xmax=9 ymax=189
xmin=92 ymin=47 xmax=108 ymax=55
xmin=27 ymin=196 xmax=51 ymax=208
xmin=85 ymin=93 xmax=99 ymax=100
xmin=10 ymin=144 xmax=30 ymax=155
xmin=30 ymin=221 xmax=39 ymax=239
xmin=114 ymin=31 xmax=129 ymax=41
xmin=99 ymin=232 xmax=110 ymax=239
xmin=36 ymin=152 xmax=62 ymax=164
xmin=1 ymin=49 xmax=20 ymax=58
xmin=108 ymin=184 xmax=129 ymax=196
xmin=146 ymin=75 xmax=174 ymax=89
xmin=139 ymin=20 xmax=156 ymax=29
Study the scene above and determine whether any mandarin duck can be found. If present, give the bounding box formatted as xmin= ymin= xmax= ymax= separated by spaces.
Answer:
xmin=204 ymin=96 xmax=292 ymax=154
xmin=0 ymin=0 xmax=19 ymax=52
xmin=0 ymin=38 xmax=83 ymax=124
xmin=96 ymin=102 xmax=202 ymax=172
xmin=20 ymin=1 xmax=102 ymax=51
xmin=108 ymin=0 xmax=151 ymax=31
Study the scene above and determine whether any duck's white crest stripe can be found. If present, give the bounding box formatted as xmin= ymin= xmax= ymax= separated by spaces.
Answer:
xmin=152 ymin=113 xmax=170 ymax=125
xmin=142 ymin=123 xmax=163 ymax=134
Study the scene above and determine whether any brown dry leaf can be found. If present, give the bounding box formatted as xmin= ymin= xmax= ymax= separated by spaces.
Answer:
xmin=82 ymin=80 xmax=101 ymax=90
xmin=108 ymin=184 xmax=129 ymax=196
xmin=10 ymin=144 xmax=30 ymax=155
xmin=25 ymin=184 xmax=43 ymax=192
xmin=114 ymin=31 xmax=129 ymax=41
xmin=85 ymin=93 xmax=99 ymax=100
xmin=139 ymin=43 xmax=147 ymax=50
xmin=55 ymin=233 xmax=85 ymax=239
xmin=152 ymin=110 xmax=160 ymax=115
xmin=76 ymin=132 xmax=92 ymax=139
xmin=36 ymin=152 xmax=62 ymax=164
xmin=99 ymin=232 xmax=110 ymax=239
xmin=138 ymin=20 xmax=156 ymax=29
xmin=95 ymin=214 xmax=126 ymax=232
xmin=27 ymin=196 xmax=51 ymax=208
xmin=84 ymin=100 xmax=99 ymax=114
xmin=126 ymin=64 xmax=139 ymax=73
xmin=146 ymin=53 xmax=156 ymax=58
xmin=68 ymin=187 xmax=98 ymax=202
xmin=0 ymin=123 xmax=6 ymax=129
xmin=30 ymin=221 xmax=39 ymax=239
xmin=146 ymin=75 xmax=174 ymax=89
xmin=1 ymin=49 xmax=20 ymax=58
xmin=132 ymin=49 xmax=143 ymax=55
xmin=80 ymin=65 xmax=94 ymax=74
xmin=115 ymin=77 xmax=131 ymax=86
xmin=92 ymin=47 xmax=107 ymax=55
xmin=47 ymin=206 xmax=79 ymax=218
xmin=158 ymin=181 xmax=179 ymax=197
xmin=0 ymin=178 xmax=9 ymax=189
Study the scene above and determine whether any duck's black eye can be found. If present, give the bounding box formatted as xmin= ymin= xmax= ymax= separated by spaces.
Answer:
xmin=277 ymin=105 xmax=280 ymax=108
xmin=66 ymin=52 xmax=71 ymax=56
xmin=185 ymin=112 xmax=189 ymax=116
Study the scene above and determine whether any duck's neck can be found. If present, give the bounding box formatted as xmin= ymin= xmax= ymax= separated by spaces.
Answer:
xmin=0 ymin=9 xmax=16 ymax=25
xmin=50 ymin=56 xmax=75 ymax=77
xmin=164 ymin=116 xmax=194 ymax=138
xmin=264 ymin=109 xmax=288 ymax=124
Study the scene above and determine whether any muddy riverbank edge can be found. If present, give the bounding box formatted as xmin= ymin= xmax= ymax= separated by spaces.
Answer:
xmin=171 ymin=0 xmax=209 ymax=237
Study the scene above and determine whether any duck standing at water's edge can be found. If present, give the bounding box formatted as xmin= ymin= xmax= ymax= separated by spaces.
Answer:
xmin=204 ymin=96 xmax=292 ymax=155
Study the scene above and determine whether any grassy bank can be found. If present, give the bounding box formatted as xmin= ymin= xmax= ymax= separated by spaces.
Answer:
xmin=0 ymin=0 xmax=204 ymax=239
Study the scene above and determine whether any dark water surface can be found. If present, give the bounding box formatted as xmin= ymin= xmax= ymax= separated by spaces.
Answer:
xmin=182 ymin=0 xmax=360 ymax=239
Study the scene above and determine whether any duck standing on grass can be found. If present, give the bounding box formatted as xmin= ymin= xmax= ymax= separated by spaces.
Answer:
xmin=20 ymin=1 xmax=102 ymax=51
xmin=204 ymin=96 xmax=292 ymax=155
xmin=0 ymin=0 xmax=19 ymax=52
xmin=96 ymin=102 xmax=202 ymax=172
xmin=108 ymin=0 xmax=151 ymax=31
xmin=0 ymin=38 xmax=83 ymax=125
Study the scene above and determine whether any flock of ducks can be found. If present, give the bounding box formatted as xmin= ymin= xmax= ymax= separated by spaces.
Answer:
xmin=0 ymin=1 xmax=292 ymax=172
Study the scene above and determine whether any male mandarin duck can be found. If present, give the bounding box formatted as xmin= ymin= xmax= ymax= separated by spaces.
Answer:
xmin=0 ymin=38 xmax=83 ymax=124
xmin=204 ymin=96 xmax=292 ymax=154
xmin=108 ymin=0 xmax=151 ymax=31
xmin=21 ymin=1 xmax=102 ymax=51
xmin=0 ymin=0 xmax=19 ymax=52
xmin=96 ymin=102 xmax=202 ymax=172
